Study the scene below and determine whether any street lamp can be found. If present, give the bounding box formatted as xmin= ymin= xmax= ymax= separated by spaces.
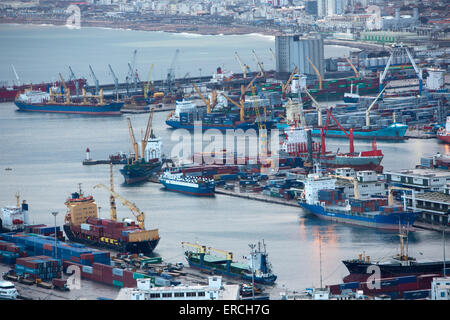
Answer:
xmin=51 ymin=211 xmax=58 ymax=258
xmin=248 ymin=243 xmax=256 ymax=300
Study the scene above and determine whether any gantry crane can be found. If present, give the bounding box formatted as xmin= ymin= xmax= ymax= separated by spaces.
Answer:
xmin=234 ymin=51 xmax=250 ymax=79
xmin=344 ymin=55 xmax=360 ymax=78
xmin=365 ymin=86 xmax=387 ymax=127
xmin=306 ymin=56 xmax=322 ymax=90
xmin=93 ymin=184 xmax=146 ymax=230
xmin=252 ymin=50 xmax=265 ymax=78
xmin=329 ymin=175 xmax=360 ymax=199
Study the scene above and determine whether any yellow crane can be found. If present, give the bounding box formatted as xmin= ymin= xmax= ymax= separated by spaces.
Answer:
xmin=365 ymin=86 xmax=387 ymax=127
xmin=306 ymin=56 xmax=322 ymax=90
xmin=126 ymin=117 xmax=140 ymax=163
xmin=181 ymin=242 xmax=207 ymax=254
xmin=281 ymin=66 xmax=298 ymax=97
xmin=304 ymin=87 xmax=324 ymax=126
xmin=192 ymin=83 xmax=212 ymax=114
xmin=144 ymin=64 xmax=154 ymax=100
xmin=141 ymin=109 xmax=155 ymax=160
xmin=221 ymin=92 xmax=245 ymax=122
xmin=207 ymin=247 xmax=233 ymax=261
xmin=59 ymin=73 xmax=71 ymax=104
xmin=234 ymin=51 xmax=250 ymax=79
xmin=329 ymin=175 xmax=360 ymax=199
xmin=387 ymin=186 xmax=415 ymax=207
xmin=344 ymin=55 xmax=360 ymax=78
xmin=93 ymin=183 xmax=146 ymax=230
xmin=252 ymin=86 xmax=267 ymax=157
xmin=107 ymin=162 xmax=117 ymax=221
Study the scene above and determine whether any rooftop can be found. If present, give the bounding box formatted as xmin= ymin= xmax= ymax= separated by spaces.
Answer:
xmin=385 ymin=168 xmax=450 ymax=178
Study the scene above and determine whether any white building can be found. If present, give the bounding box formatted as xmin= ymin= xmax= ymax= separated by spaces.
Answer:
xmin=431 ymin=277 xmax=450 ymax=300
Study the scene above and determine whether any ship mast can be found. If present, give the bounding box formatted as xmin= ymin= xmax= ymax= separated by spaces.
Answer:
xmin=15 ymin=192 xmax=20 ymax=208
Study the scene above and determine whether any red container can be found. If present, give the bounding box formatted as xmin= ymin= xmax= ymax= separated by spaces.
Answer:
xmin=71 ymin=256 xmax=81 ymax=263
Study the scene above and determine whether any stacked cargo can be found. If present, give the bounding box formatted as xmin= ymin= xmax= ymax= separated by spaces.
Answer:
xmin=349 ymin=198 xmax=387 ymax=213
xmin=0 ymin=240 xmax=26 ymax=264
xmin=15 ymin=256 xmax=62 ymax=281
xmin=318 ymin=189 xmax=345 ymax=205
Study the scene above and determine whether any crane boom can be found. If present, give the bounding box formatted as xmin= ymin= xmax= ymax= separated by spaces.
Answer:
xmin=344 ymin=55 xmax=360 ymax=78
xmin=93 ymin=184 xmax=146 ymax=230
xmin=88 ymin=65 xmax=99 ymax=95
xmin=126 ymin=117 xmax=140 ymax=161
xmin=234 ymin=51 xmax=250 ymax=78
xmin=365 ymin=86 xmax=387 ymax=127
xmin=221 ymin=92 xmax=244 ymax=121
xmin=252 ymin=50 xmax=265 ymax=77
xmin=269 ymin=48 xmax=276 ymax=62
xmin=207 ymin=247 xmax=233 ymax=260
xmin=11 ymin=64 xmax=21 ymax=86
xmin=141 ymin=109 xmax=154 ymax=159
xmin=182 ymin=242 xmax=206 ymax=254
xmin=304 ymin=87 xmax=323 ymax=126
xmin=68 ymin=66 xmax=79 ymax=96
xmin=192 ymin=83 xmax=211 ymax=114
xmin=108 ymin=64 xmax=119 ymax=99
xmin=329 ymin=175 xmax=360 ymax=199
xmin=306 ymin=56 xmax=322 ymax=90
xmin=144 ymin=64 xmax=155 ymax=100
xmin=59 ymin=73 xmax=71 ymax=103
xmin=282 ymin=67 xmax=298 ymax=95
xmin=388 ymin=186 xmax=415 ymax=208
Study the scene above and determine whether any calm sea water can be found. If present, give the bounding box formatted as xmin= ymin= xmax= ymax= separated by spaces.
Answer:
xmin=1 ymin=24 xmax=450 ymax=293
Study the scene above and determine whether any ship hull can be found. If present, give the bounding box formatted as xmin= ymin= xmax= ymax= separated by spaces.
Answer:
xmin=160 ymin=179 xmax=215 ymax=196
xmin=14 ymin=101 xmax=123 ymax=115
xmin=119 ymin=162 xmax=162 ymax=184
xmin=437 ymin=134 xmax=450 ymax=144
xmin=166 ymin=119 xmax=263 ymax=131
xmin=63 ymin=225 xmax=159 ymax=255
xmin=311 ymin=123 xmax=408 ymax=140
xmin=298 ymin=203 xmax=417 ymax=231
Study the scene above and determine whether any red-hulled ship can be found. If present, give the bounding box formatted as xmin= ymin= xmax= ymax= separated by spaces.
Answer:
xmin=437 ymin=116 xmax=450 ymax=144
xmin=0 ymin=78 xmax=86 ymax=102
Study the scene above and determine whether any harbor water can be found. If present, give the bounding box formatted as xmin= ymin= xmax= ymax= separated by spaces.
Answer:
xmin=1 ymin=24 xmax=450 ymax=292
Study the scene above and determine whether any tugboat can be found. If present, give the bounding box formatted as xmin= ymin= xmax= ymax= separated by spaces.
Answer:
xmin=182 ymin=240 xmax=277 ymax=285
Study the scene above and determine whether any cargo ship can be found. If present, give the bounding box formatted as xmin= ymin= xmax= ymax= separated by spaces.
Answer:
xmin=182 ymin=240 xmax=277 ymax=285
xmin=120 ymin=113 xmax=163 ymax=184
xmin=14 ymin=89 xmax=123 ymax=115
xmin=310 ymin=123 xmax=409 ymax=141
xmin=0 ymin=194 xmax=28 ymax=233
xmin=159 ymin=171 xmax=215 ymax=196
xmin=63 ymin=186 xmax=160 ymax=254
xmin=298 ymin=170 xmax=417 ymax=230
xmin=0 ymin=78 xmax=86 ymax=102
xmin=437 ymin=116 xmax=450 ymax=144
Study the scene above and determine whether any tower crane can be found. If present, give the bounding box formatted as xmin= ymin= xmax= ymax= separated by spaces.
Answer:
xmin=306 ymin=56 xmax=322 ymax=90
xmin=167 ymin=49 xmax=180 ymax=91
xmin=126 ymin=117 xmax=140 ymax=163
xmin=344 ymin=55 xmax=360 ymax=78
xmin=144 ymin=64 xmax=155 ymax=100
xmin=365 ymin=86 xmax=387 ymax=127
xmin=93 ymin=184 xmax=146 ymax=230
xmin=252 ymin=50 xmax=265 ymax=77
xmin=68 ymin=66 xmax=80 ymax=96
xmin=88 ymin=65 xmax=99 ymax=95
xmin=234 ymin=51 xmax=250 ymax=79
xmin=108 ymin=64 xmax=120 ymax=101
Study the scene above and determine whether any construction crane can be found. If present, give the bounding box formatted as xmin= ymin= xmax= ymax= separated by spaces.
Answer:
xmin=252 ymin=50 xmax=265 ymax=77
xmin=144 ymin=64 xmax=155 ymax=100
xmin=192 ymin=83 xmax=212 ymax=114
xmin=93 ymin=184 xmax=146 ymax=230
xmin=306 ymin=56 xmax=322 ymax=90
xmin=108 ymin=64 xmax=120 ymax=101
xmin=141 ymin=109 xmax=155 ymax=160
xmin=68 ymin=66 xmax=80 ymax=96
xmin=365 ymin=86 xmax=387 ymax=127
xmin=126 ymin=117 xmax=140 ymax=162
xmin=59 ymin=73 xmax=71 ymax=103
xmin=344 ymin=55 xmax=360 ymax=78
xmin=234 ymin=51 xmax=250 ymax=79
xmin=11 ymin=64 xmax=21 ymax=86
xmin=329 ymin=175 xmax=360 ymax=199
xmin=281 ymin=66 xmax=298 ymax=99
xmin=167 ymin=49 xmax=180 ymax=91
xmin=304 ymin=87 xmax=324 ymax=126
xmin=88 ymin=65 xmax=99 ymax=95
xmin=181 ymin=242 xmax=206 ymax=254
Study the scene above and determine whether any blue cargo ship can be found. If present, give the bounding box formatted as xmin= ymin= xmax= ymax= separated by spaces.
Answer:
xmin=159 ymin=171 xmax=215 ymax=196
xmin=14 ymin=90 xmax=123 ymax=115
xmin=182 ymin=240 xmax=277 ymax=285
xmin=310 ymin=123 xmax=408 ymax=140
xmin=298 ymin=172 xmax=417 ymax=230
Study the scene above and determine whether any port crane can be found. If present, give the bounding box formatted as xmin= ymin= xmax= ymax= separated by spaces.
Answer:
xmin=126 ymin=117 xmax=140 ymax=163
xmin=68 ymin=66 xmax=80 ymax=96
xmin=306 ymin=56 xmax=322 ymax=90
xmin=281 ymin=66 xmax=298 ymax=99
xmin=181 ymin=242 xmax=207 ymax=254
xmin=59 ymin=73 xmax=71 ymax=104
xmin=11 ymin=64 xmax=21 ymax=86
xmin=365 ymin=85 xmax=387 ymax=127
xmin=252 ymin=86 xmax=268 ymax=157
xmin=303 ymin=87 xmax=324 ymax=126
xmin=344 ymin=55 xmax=360 ymax=78
xmin=192 ymin=83 xmax=212 ymax=114
xmin=144 ymin=64 xmax=155 ymax=100
xmin=88 ymin=65 xmax=100 ymax=95
xmin=234 ymin=51 xmax=250 ymax=79
xmin=329 ymin=174 xmax=360 ymax=200
xmin=269 ymin=48 xmax=276 ymax=63
xmin=166 ymin=49 xmax=180 ymax=91
xmin=126 ymin=49 xmax=140 ymax=93
xmin=140 ymin=109 xmax=155 ymax=160
xmin=108 ymin=64 xmax=120 ymax=101
xmin=93 ymin=184 xmax=146 ymax=230
xmin=207 ymin=247 xmax=233 ymax=261
xmin=252 ymin=50 xmax=265 ymax=78
xmin=321 ymin=107 xmax=355 ymax=154
xmin=387 ymin=186 xmax=416 ymax=209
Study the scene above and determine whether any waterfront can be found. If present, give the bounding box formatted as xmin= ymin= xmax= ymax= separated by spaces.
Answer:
xmin=1 ymin=101 xmax=449 ymax=294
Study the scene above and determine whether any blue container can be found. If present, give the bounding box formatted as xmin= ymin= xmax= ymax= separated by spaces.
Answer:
xmin=402 ymin=290 xmax=430 ymax=300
